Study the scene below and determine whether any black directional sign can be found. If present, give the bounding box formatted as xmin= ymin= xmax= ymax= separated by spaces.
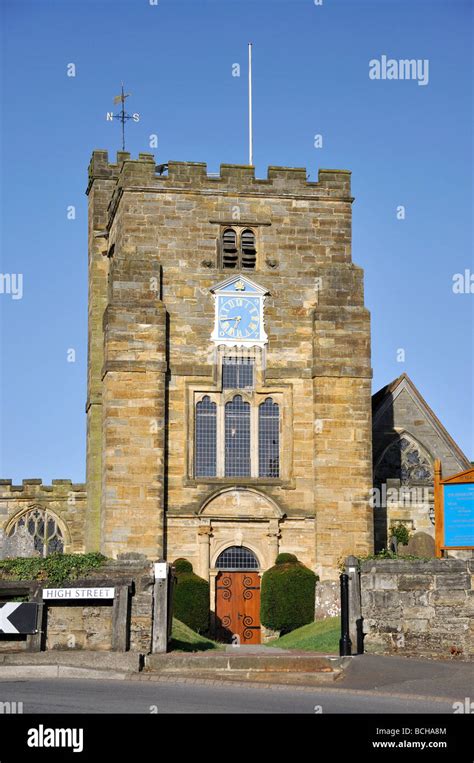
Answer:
xmin=0 ymin=602 xmax=38 ymax=634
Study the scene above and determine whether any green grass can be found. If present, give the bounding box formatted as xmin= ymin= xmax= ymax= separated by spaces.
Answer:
xmin=265 ymin=617 xmax=340 ymax=653
xmin=169 ymin=618 xmax=223 ymax=652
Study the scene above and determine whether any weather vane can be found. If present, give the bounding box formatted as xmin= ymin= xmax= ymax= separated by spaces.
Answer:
xmin=106 ymin=83 xmax=140 ymax=151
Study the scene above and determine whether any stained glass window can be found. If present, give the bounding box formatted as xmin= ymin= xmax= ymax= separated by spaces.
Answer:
xmin=375 ymin=435 xmax=433 ymax=485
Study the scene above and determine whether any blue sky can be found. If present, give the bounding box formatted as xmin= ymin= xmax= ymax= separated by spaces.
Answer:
xmin=0 ymin=0 xmax=472 ymax=482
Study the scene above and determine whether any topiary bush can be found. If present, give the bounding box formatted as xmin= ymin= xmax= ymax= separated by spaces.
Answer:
xmin=275 ymin=553 xmax=298 ymax=565
xmin=173 ymin=558 xmax=193 ymax=574
xmin=172 ymin=558 xmax=210 ymax=635
xmin=261 ymin=555 xmax=317 ymax=635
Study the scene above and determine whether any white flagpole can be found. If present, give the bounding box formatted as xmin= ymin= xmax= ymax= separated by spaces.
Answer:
xmin=248 ymin=42 xmax=253 ymax=166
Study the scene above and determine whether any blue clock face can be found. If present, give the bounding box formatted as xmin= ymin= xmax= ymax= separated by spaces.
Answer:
xmin=218 ymin=296 xmax=261 ymax=340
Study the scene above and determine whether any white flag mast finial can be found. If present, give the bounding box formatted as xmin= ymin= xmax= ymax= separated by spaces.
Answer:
xmin=248 ymin=42 xmax=253 ymax=166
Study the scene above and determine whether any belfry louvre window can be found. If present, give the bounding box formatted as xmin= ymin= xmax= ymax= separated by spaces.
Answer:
xmin=222 ymin=229 xmax=238 ymax=269
xmin=221 ymin=228 xmax=256 ymax=270
xmin=225 ymin=395 xmax=251 ymax=476
xmin=240 ymin=229 xmax=256 ymax=269
xmin=195 ymin=396 xmax=217 ymax=477
xmin=222 ymin=356 xmax=254 ymax=389
xmin=259 ymin=398 xmax=280 ymax=477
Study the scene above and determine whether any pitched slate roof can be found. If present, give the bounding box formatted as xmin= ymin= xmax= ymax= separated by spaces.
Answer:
xmin=372 ymin=372 xmax=471 ymax=469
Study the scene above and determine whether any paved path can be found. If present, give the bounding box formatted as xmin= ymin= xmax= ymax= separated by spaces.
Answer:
xmin=337 ymin=654 xmax=474 ymax=701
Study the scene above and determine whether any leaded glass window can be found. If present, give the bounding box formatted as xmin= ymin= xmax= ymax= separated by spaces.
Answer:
xmin=375 ymin=435 xmax=433 ymax=485
xmin=259 ymin=398 xmax=280 ymax=477
xmin=8 ymin=508 xmax=64 ymax=557
xmin=222 ymin=356 xmax=254 ymax=389
xmin=195 ymin=396 xmax=217 ymax=477
xmin=216 ymin=546 xmax=259 ymax=569
xmin=225 ymin=395 xmax=251 ymax=477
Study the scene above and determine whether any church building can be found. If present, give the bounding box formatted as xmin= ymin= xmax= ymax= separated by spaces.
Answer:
xmin=0 ymin=151 xmax=470 ymax=640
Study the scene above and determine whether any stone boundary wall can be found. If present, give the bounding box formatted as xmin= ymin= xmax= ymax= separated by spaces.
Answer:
xmin=0 ymin=559 xmax=153 ymax=653
xmin=360 ymin=559 xmax=474 ymax=660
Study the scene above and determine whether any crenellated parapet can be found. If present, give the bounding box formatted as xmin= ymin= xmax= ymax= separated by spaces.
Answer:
xmin=0 ymin=479 xmax=86 ymax=496
xmin=86 ymin=151 xmax=353 ymax=229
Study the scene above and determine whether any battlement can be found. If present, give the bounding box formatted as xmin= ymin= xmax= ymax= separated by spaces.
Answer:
xmin=0 ymin=479 xmax=86 ymax=496
xmin=87 ymin=150 xmax=352 ymax=202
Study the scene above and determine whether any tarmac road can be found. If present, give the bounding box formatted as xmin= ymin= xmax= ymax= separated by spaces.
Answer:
xmin=0 ymin=678 xmax=462 ymax=714
xmin=0 ymin=653 xmax=471 ymax=714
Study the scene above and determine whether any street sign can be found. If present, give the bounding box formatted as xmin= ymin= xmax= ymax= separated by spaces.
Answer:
xmin=43 ymin=587 xmax=115 ymax=600
xmin=0 ymin=602 xmax=38 ymax=634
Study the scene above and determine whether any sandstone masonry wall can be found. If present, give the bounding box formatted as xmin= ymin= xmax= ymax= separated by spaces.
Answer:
xmin=361 ymin=558 xmax=474 ymax=660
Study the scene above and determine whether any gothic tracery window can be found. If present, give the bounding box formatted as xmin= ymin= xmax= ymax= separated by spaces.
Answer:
xmin=375 ymin=435 xmax=433 ymax=485
xmin=7 ymin=508 xmax=64 ymax=557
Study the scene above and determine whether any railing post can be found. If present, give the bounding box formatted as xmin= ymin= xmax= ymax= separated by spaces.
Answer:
xmin=345 ymin=555 xmax=363 ymax=654
xmin=339 ymin=573 xmax=352 ymax=656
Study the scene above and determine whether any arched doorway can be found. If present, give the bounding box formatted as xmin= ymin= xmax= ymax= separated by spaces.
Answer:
xmin=215 ymin=545 xmax=261 ymax=644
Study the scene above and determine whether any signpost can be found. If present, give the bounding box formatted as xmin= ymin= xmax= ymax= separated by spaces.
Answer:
xmin=0 ymin=602 xmax=38 ymax=634
xmin=434 ymin=460 xmax=474 ymax=557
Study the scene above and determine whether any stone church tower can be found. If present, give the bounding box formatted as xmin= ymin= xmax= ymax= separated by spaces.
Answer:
xmin=85 ymin=150 xmax=373 ymax=598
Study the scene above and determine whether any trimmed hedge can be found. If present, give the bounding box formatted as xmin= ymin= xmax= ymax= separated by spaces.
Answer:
xmin=0 ymin=553 xmax=107 ymax=586
xmin=172 ymin=558 xmax=210 ymax=635
xmin=261 ymin=555 xmax=317 ymax=634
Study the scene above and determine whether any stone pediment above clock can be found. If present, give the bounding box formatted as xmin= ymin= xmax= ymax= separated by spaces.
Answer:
xmin=210 ymin=275 xmax=270 ymax=296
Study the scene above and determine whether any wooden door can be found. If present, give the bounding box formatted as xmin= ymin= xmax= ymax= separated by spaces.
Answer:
xmin=215 ymin=571 xmax=261 ymax=644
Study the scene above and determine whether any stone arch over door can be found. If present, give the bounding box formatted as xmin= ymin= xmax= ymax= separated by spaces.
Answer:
xmin=199 ymin=486 xmax=284 ymax=521
xmin=198 ymin=487 xmax=283 ymax=576
xmin=195 ymin=487 xmax=284 ymax=634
